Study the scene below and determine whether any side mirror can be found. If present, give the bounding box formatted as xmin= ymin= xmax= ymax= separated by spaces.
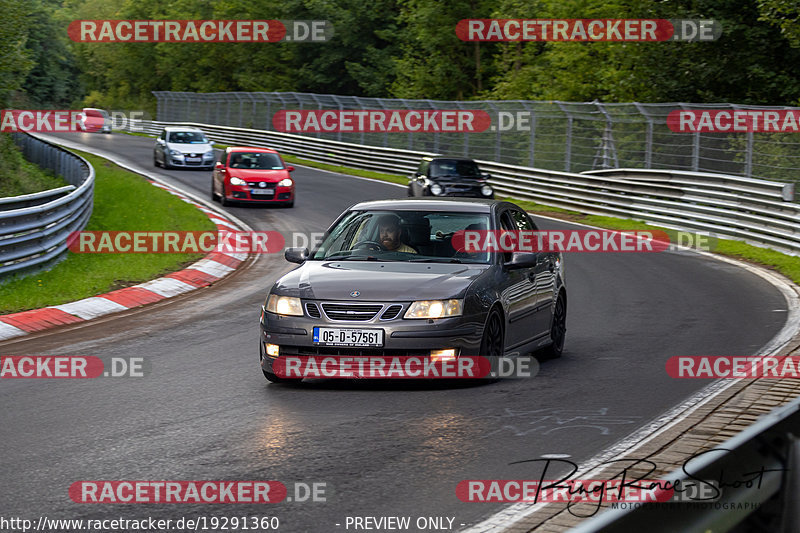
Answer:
xmin=215 ymin=161 xmax=225 ymax=172
xmin=287 ymin=165 xmax=295 ymax=172
xmin=285 ymin=247 xmax=309 ymax=264
xmin=482 ymin=172 xmax=492 ymax=179
xmin=505 ymin=252 xmax=538 ymax=270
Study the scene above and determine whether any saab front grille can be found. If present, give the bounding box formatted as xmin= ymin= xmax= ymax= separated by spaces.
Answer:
xmin=321 ymin=303 xmax=383 ymax=321
xmin=380 ymin=305 xmax=403 ymax=320
xmin=306 ymin=303 xmax=321 ymax=318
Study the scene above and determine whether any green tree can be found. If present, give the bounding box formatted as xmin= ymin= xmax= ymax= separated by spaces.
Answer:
xmin=18 ymin=0 xmax=84 ymax=108
xmin=758 ymin=0 xmax=800 ymax=47
xmin=0 ymin=0 xmax=34 ymax=107
xmin=390 ymin=0 xmax=499 ymax=100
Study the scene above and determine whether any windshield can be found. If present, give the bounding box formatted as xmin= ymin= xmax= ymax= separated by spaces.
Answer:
xmin=228 ymin=152 xmax=285 ymax=169
xmin=168 ymin=131 xmax=209 ymax=144
xmin=430 ymin=159 xmax=482 ymax=178
xmin=310 ymin=210 xmax=491 ymax=263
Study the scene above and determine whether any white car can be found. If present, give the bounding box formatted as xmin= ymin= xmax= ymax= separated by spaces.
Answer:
xmin=153 ymin=127 xmax=215 ymax=170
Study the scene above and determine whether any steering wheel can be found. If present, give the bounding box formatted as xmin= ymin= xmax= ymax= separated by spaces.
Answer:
xmin=352 ymin=240 xmax=384 ymax=251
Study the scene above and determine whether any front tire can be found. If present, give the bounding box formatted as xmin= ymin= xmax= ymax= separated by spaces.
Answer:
xmin=480 ymin=308 xmax=505 ymax=358
xmin=542 ymin=292 xmax=566 ymax=359
xmin=220 ymin=184 xmax=231 ymax=207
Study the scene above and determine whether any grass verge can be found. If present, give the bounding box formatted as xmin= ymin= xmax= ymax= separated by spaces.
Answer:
xmin=0 ymin=150 xmax=217 ymax=314
xmin=0 ymin=133 xmax=68 ymax=197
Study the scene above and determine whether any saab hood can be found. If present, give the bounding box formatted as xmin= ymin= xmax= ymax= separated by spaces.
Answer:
xmin=273 ymin=260 xmax=488 ymax=301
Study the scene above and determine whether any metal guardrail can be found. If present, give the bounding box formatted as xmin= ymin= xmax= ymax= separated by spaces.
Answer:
xmin=0 ymin=133 xmax=94 ymax=279
xmin=129 ymin=119 xmax=800 ymax=255
xmin=154 ymin=91 xmax=800 ymax=186
xmin=569 ymin=394 xmax=800 ymax=532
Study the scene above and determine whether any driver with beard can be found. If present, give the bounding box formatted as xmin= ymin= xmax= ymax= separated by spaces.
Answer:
xmin=376 ymin=214 xmax=417 ymax=254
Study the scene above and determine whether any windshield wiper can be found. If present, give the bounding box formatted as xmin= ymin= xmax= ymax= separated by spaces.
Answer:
xmin=327 ymin=255 xmax=387 ymax=261
xmin=409 ymin=258 xmax=462 ymax=263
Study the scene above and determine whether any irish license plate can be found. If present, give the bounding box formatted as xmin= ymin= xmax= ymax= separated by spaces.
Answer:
xmin=313 ymin=327 xmax=383 ymax=347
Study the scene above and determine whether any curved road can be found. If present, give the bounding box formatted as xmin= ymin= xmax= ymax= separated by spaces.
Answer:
xmin=0 ymin=131 xmax=789 ymax=532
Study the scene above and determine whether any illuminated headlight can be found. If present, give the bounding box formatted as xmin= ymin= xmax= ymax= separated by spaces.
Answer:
xmin=278 ymin=178 xmax=293 ymax=187
xmin=430 ymin=184 xmax=443 ymax=196
xmin=266 ymin=294 xmax=303 ymax=316
xmin=481 ymin=185 xmax=493 ymax=196
xmin=404 ymin=299 xmax=463 ymax=319
xmin=229 ymin=176 xmax=247 ymax=186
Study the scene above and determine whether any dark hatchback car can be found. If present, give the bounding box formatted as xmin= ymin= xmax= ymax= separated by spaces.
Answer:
xmin=259 ymin=198 xmax=566 ymax=383
xmin=408 ymin=157 xmax=494 ymax=199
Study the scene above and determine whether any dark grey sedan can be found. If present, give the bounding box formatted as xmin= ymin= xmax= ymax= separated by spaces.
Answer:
xmin=259 ymin=198 xmax=566 ymax=382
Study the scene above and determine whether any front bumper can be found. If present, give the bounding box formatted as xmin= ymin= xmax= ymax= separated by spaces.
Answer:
xmin=427 ymin=185 xmax=493 ymax=199
xmin=227 ymin=185 xmax=294 ymax=202
xmin=259 ymin=302 xmax=483 ymax=373
xmin=169 ymin=156 xmax=214 ymax=168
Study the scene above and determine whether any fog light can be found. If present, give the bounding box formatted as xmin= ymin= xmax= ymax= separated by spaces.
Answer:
xmin=266 ymin=344 xmax=280 ymax=357
xmin=430 ymin=348 xmax=456 ymax=362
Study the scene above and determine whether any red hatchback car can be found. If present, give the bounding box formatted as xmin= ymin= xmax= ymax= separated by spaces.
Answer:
xmin=211 ymin=147 xmax=295 ymax=207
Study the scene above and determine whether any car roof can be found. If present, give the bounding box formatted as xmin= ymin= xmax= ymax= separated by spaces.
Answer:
xmin=348 ymin=198 xmax=513 ymax=213
xmin=164 ymin=126 xmax=204 ymax=132
xmin=421 ymin=156 xmax=477 ymax=162
xmin=227 ymin=146 xmax=278 ymax=154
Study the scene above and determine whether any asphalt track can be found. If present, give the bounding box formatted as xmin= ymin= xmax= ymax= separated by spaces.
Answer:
xmin=0 ymin=131 xmax=790 ymax=532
